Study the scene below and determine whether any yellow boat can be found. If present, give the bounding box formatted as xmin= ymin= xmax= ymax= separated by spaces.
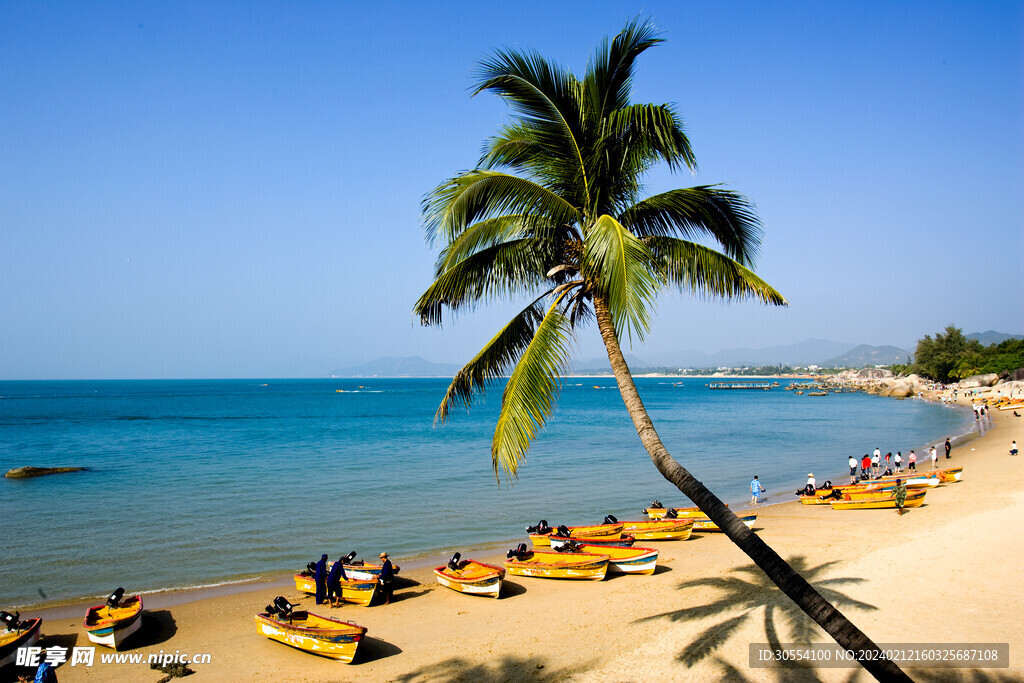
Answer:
xmin=255 ymin=596 xmax=366 ymax=662
xmin=616 ymin=518 xmax=694 ymax=541
xmin=504 ymin=544 xmax=609 ymax=580
xmin=830 ymin=491 xmax=927 ymax=510
xmin=1 ymin=613 xmax=42 ymax=669
xmin=561 ymin=541 xmax=659 ymax=575
xmin=293 ymin=573 xmax=378 ymax=607
xmin=932 ymin=466 xmax=963 ymax=483
xmin=690 ymin=512 xmax=757 ymax=531
xmin=433 ymin=553 xmax=505 ymax=598
xmin=83 ymin=589 xmax=144 ymax=650
xmin=642 ymin=502 xmax=726 ymax=519
xmin=526 ymin=519 xmax=624 ymax=547
xmin=549 ymin=534 xmax=635 ymax=549
xmin=844 ymin=488 xmax=927 ymax=502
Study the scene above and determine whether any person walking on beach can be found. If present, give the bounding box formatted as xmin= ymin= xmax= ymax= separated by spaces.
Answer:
xmin=326 ymin=555 xmax=348 ymax=607
xmin=944 ymin=437 xmax=952 ymax=459
xmin=884 ymin=452 xmax=892 ymax=470
xmin=314 ymin=554 xmax=328 ymax=605
xmin=750 ymin=476 xmax=765 ymax=505
xmin=861 ymin=454 xmax=871 ymax=480
xmin=908 ymin=450 xmax=917 ymax=471
xmin=848 ymin=455 xmax=857 ymax=477
xmin=1011 ymin=441 xmax=1018 ymax=457
xmin=378 ymin=552 xmax=395 ymax=605
xmin=893 ymin=478 xmax=908 ymax=516
xmin=871 ymin=448 xmax=881 ymax=477
xmin=930 ymin=446 xmax=938 ymax=469
xmin=894 ymin=451 xmax=903 ymax=473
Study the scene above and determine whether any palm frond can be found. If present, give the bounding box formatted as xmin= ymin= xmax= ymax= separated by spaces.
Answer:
xmin=435 ymin=214 xmax=529 ymax=275
xmin=645 ymin=236 xmax=787 ymax=306
xmin=423 ymin=171 xmax=579 ymax=248
xmin=604 ymin=103 xmax=696 ymax=174
xmin=414 ymin=239 xmax=549 ymax=326
xmin=491 ymin=291 xmax=575 ymax=483
xmin=619 ymin=186 xmax=762 ymax=265
xmin=586 ymin=17 xmax=664 ymax=119
xmin=435 ymin=297 xmax=548 ymax=424
xmin=582 ymin=215 xmax=662 ymax=342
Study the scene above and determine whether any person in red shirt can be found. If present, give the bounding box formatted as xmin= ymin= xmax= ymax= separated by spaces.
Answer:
xmin=860 ymin=454 xmax=871 ymax=480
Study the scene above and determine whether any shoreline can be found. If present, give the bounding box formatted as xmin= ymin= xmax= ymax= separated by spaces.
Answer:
xmin=12 ymin=389 xmax=1022 ymax=680
xmin=12 ymin=390 xmax=975 ymax=614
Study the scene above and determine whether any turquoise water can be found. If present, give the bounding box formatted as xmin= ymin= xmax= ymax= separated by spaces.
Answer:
xmin=0 ymin=378 xmax=972 ymax=607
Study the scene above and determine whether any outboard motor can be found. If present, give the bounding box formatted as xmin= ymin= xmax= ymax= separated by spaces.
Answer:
xmin=603 ymin=514 xmax=618 ymax=525
xmin=554 ymin=524 xmax=571 ymax=538
xmin=343 ymin=551 xmax=358 ymax=565
xmin=665 ymin=508 xmax=679 ymax=519
xmin=0 ymin=611 xmax=22 ymax=631
xmin=447 ymin=553 xmax=462 ymax=571
xmin=264 ymin=603 xmax=278 ymax=616
xmin=272 ymin=596 xmax=294 ymax=618
xmin=554 ymin=540 xmax=581 ymax=553
xmin=650 ymin=500 xmax=663 ymax=510
xmin=306 ymin=562 xmax=317 ymax=574
xmin=525 ymin=520 xmax=550 ymax=534
xmin=822 ymin=480 xmax=833 ymax=490
xmin=506 ymin=543 xmax=529 ymax=560
xmin=106 ymin=587 xmax=125 ymax=609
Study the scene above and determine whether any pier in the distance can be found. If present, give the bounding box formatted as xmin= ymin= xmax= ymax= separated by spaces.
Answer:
xmin=708 ymin=382 xmax=772 ymax=390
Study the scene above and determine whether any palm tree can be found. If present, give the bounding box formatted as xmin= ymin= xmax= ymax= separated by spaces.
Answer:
xmin=414 ymin=19 xmax=908 ymax=682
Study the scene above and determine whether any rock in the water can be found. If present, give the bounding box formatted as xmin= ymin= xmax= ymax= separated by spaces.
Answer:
xmin=889 ymin=381 xmax=914 ymax=398
xmin=5 ymin=466 xmax=87 ymax=479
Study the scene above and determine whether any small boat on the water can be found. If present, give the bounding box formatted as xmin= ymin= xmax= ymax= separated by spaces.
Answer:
xmin=293 ymin=572 xmax=378 ymax=607
xmin=504 ymin=544 xmax=609 ymax=580
xmin=83 ymin=589 xmax=143 ymax=649
xmin=830 ymin=490 xmax=927 ymax=510
xmin=433 ymin=553 xmax=505 ymax=598
xmin=0 ymin=612 xmax=42 ymax=669
xmin=556 ymin=540 xmax=658 ymax=575
xmin=255 ymin=596 xmax=366 ymax=662
xmin=526 ymin=519 xmax=624 ymax=547
xmin=549 ymin=534 xmax=635 ymax=549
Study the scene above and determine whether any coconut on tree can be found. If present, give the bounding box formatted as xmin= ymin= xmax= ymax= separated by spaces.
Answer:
xmin=414 ymin=18 xmax=907 ymax=681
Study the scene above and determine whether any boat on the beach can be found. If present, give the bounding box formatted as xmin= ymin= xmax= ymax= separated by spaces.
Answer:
xmin=555 ymin=541 xmax=659 ymax=575
xmin=640 ymin=503 xmax=755 ymax=531
xmin=0 ymin=612 xmax=42 ymax=669
xmin=641 ymin=502 xmax=725 ymax=519
xmin=433 ymin=553 xmax=506 ymax=598
xmin=255 ymin=596 xmax=366 ymax=662
xmin=614 ymin=517 xmax=695 ymax=541
xmin=526 ymin=519 xmax=624 ymax=547
xmin=316 ymin=553 xmax=400 ymax=582
xmin=830 ymin=490 xmax=927 ymax=510
xmin=83 ymin=589 xmax=144 ymax=649
xmin=549 ymin=534 xmax=635 ymax=549
xmin=504 ymin=544 xmax=609 ymax=580
xmin=293 ymin=573 xmax=378 ymax=607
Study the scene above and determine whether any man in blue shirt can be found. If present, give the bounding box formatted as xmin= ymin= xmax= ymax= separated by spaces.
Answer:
xmin=750 ymin=476 xmax=765 ymax=505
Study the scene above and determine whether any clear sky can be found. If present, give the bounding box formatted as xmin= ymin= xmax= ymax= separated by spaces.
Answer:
xmin=1 ymin=1 xmax=1020 ymax=379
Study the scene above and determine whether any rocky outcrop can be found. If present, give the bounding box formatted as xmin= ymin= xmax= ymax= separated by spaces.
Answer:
xmin=5 ymin=466 xmax=87 ymax=479
xmin=888 ymin=381 xmax=914 ymax=398
xmin=958 ymin=373 xmax=999 ymax=389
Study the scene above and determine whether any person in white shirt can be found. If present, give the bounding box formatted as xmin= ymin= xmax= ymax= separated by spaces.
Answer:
xmin=871 ymin=448 xmax=881 ymax=477
xmin=894 ymin=451 xmax=903 ymax=472
xmin=848 ymin=455 xmax=857 ymax=477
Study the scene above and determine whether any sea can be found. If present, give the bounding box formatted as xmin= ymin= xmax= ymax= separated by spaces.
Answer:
xmin=0 ymin=377 xmax=973 ymax=608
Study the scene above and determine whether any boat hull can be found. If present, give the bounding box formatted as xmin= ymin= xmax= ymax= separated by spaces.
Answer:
xmin=618 ymin=519 xmax=694 ymax=541
xmin=0 ymin=618 xmax=42 ymax=669
xmin=255 ymin=612 xmax=365 ymax=662
xmin=504 ymin=551 xmax=609 ymax=580
xmin=529 ymin=523 xmax=623 ymax=547
xmin=549 ymin=534 xmax=635 ymax=549
xmin=573 ymin=544 xmax=658 ymax=575
xmin=294 ymin=574 xmax=378 ymax=606
xmin=830 ymin=493 xmax=927 ymax=510
xmin=83 ymin=596 xmax=144 ymax=650
xmin=642 ymin=507 xmax=756 ymax=531
xmin=433 ymin=560 xmax=506 ymax=598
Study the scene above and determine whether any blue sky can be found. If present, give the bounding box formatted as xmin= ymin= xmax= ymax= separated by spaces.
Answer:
xmin=1 ymin=1 xmax=1020 ymax=379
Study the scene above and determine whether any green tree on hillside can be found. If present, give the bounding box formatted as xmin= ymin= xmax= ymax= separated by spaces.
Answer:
xmin=414 ymin=19 xmax=906 ymax=681
xmin=911 ymin=325 xmax=983 ymax=382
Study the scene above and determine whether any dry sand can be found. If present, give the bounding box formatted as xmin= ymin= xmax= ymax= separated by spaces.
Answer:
xmin=13 ymin=394 xmax=1024 ymax=682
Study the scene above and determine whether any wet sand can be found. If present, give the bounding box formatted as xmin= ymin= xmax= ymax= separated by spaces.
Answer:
xmin=12 ymin=394 xmax=1023 ymax=682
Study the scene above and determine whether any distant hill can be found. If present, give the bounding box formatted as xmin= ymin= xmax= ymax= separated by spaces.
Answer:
xmin=967 ymin=330 xmax=1023 ymax=346
xmin=821 ymin=344 xmax=911 ymax=368
xmin=329 ymin=356 xmax=461 ymax=377
xmin=592 ymin=339 xmax=856 ymax=370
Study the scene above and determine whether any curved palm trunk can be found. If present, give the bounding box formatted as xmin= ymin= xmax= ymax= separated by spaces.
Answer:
xmin=593 ymin=296 xmax=910 ymax=682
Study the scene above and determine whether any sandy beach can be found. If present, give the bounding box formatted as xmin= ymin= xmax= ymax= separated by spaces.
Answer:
xmin=11 ymin=392 xmax=1023 ymax=682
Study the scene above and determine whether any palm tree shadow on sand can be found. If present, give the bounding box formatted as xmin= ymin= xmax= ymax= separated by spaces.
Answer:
xmin=392 ymin=655 xmax=596 ymax=683
xmin=638 ymin=556 xmax=878 ymax=681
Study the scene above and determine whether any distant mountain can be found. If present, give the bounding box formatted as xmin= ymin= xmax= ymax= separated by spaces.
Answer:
xmin=571 ymin=352 xmax=650 ymax=372
xmin=329 ymin=356 xmax=461 ymax=377
xmin=821 ymin=345 xmax=911 ymax=368
xmin=605 ymin=339 xmax=855 ymax=370
xmin=967 ymin=330 xmax=1023 ymax=346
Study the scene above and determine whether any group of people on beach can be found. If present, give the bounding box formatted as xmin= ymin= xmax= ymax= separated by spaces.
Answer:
xmin=312 ymin=552 xmax=395 ymax=607
xmin=845 ymin=438 xmax=952 ymax=483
